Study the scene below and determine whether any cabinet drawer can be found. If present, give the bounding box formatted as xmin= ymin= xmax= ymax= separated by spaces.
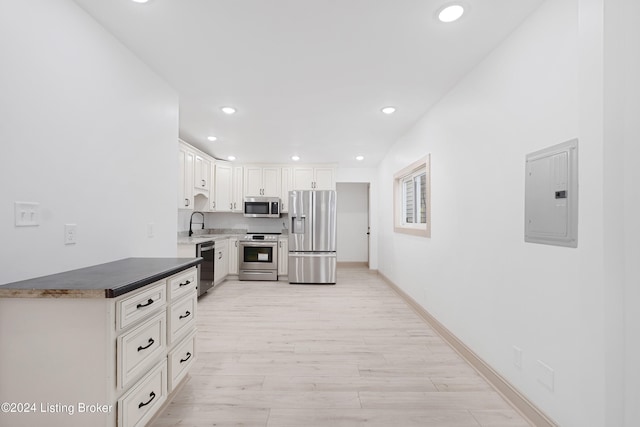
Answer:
xmin=117 ymin=281 xmax=166 ymax=331
xmin=118 ymin=312 xmax=166 ymax=389
xmin=168 ymin=330 xmax=197 ymax=392
xmin=168 ymin=291 xmax=197 ymax=344
xmin=118 ymin=359 xmax=167 ymax=427
xmin=167 ymin=267 xmax=197 ymax=301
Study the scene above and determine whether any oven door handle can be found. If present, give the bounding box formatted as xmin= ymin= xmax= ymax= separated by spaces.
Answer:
xmin=240 ymin=242 xmax=277 ymax=247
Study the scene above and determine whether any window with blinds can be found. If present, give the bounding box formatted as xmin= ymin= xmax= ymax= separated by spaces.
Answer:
xmin=394 ymin=155 xmax=430 ymax=237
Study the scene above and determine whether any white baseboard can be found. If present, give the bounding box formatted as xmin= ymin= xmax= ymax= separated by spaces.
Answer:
xmin=337 ymin=261 xmax=369 ymax=268
xmin=377 ymin=271 xmax=557 ymax=427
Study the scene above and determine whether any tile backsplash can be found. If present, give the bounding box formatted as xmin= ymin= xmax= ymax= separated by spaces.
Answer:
xmin=178 ymin=211 xmax=289 ymax=234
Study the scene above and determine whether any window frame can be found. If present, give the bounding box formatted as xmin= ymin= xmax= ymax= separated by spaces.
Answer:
xmin=393 ymin=154 xmax=431 ymax=237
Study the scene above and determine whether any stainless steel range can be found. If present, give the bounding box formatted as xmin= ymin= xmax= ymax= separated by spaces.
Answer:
xmin=239 ymin=233 xmax=280 ymax=281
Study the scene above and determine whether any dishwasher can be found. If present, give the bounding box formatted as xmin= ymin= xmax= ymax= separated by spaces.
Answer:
xmin=196 ymin=241 xmax=215 ymax=296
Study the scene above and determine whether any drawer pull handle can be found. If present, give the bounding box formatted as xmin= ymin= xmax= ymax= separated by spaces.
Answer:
xmin=179 ymin=311 xmax=191 ymax=320
xmin=137 ymin=338 xmax=154 ymax=351
xmin=138 ymin=391 xmax=156 ymax=409
xmin=136 ymin=299 xmax=154 ymax=309
xmin=180 ymin=352 xmax=192 ymax=363
xmin=179 ymin=280 xmax=191 ymax=287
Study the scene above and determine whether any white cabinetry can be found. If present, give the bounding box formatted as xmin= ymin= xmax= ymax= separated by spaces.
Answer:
xmin=214 ymin=162 xmax=233 ymax=212
xmin=244 ymin=166 xmax=280 ymax=197
xmin=232 ymin=166 xmax=244 ymax=212
xmin=214 ymin=239 xmax=229 ymax=284
xmin=278 ymin=237 xmax=288 ymax=277
xmin=280 ymin=167 xmax=293 ymax=212
xmin=228 ymin=237 xmax=239 ymax=275
xmin=194 ymin=155 xmax=211 ymax=195
xmin=216 ymin=164 xmax=243 ymax=212
xmin=178 ymin=144 xmax=195 ymax=209
xmin=0 ymin=265 xmax=198 ymax=427
xmin=293 ymin=166 xmax=335 ymax=190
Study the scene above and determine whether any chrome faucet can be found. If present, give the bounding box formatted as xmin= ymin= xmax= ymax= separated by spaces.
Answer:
xmin=189 ymin=212 xmax=205 ymax=237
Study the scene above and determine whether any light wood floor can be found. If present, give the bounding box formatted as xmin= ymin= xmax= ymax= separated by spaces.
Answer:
xmin=151 ymin=267 xmax=531 ymax=427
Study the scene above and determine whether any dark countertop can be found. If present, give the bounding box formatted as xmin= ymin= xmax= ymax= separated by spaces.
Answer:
xmin=0 ymin=257 xmax=203 ymax=299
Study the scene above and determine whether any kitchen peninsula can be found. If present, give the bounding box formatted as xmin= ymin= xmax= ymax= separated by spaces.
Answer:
xmin=0 ymin=257 xmax=201 ymax=427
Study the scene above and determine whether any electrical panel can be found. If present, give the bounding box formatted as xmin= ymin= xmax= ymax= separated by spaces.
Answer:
xmin=525 ymin=139 xmax=578 ymax=248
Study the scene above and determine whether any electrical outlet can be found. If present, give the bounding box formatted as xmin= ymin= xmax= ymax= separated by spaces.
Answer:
xmin=537 ymin=360 xmax=555 ymax=391
xmin=14 ymin=202 xmax=40 ymax=227
xmin=64 ymin=224 xmax=77 ymax=245
xmin=513 ymin=346 xmax=523 ymax=369
xmin=147 ymin=222 xmax=155 ymax=238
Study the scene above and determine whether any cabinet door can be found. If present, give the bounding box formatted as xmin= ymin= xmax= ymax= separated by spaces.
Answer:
xmin=262 ymin=167 xmax=281 ymax=197
xmin=220 ymin=243 xmax=229 ymax=278
xmin=314 ymin=167 xmax=335 ymax=190
xmin=244 ymin=166 xmax=263 ymax=197
xmin=278 ymin=239 xmax=288 ymax=276
xmin=194 ymin=155 xmax=211 ymax=194
xmin=280 ymin=167 xmax=292 ymax=212
xmin=178 ymin=146 xmax=194 ymax=209
xmin=214 ymin=241 xmax=229 ymax=283
xmin=214 ymin=163 xmax=233 ymax=212
xmin=293 ymin=167 xmax=314 ymax=190
xmin=209 ymin=159 xmax=216 ymax=211
xmin=228 ymin=238 xmax=239 ymax=275
xmin=232 ymin=166 xmax=244 ymax=212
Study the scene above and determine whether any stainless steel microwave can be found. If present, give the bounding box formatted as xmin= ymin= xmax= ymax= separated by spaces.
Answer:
xmin=243 ymin=197 xmax=281 ymax=218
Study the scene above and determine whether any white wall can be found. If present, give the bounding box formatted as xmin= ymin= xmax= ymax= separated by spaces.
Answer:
xmin=336 ymin=183 xmax=369 ymax=263
xmin=620 ymin=0 xmax=640 ymax=424
xmin=376 ymin=0 xmax=610 ymax=424
xmin=0 ymin=0 xmax=178 ymax=284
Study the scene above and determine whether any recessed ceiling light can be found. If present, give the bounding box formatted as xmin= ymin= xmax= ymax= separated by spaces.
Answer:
xmin=227 ymin=155 xmax=236 ymax=161
xmin=291 ymin=155 xmax=300 ymax=161
xmin=438 ymin=4 xmax=464 ymax=23
xmin=131 ymin=0 xmax=149 ymax=3
xmin=381 ymin=106 xmax=396 ymax=115
xmin=221 ymin=106 xmax=236 ymax=115
xmin=356 ymin=155 xmax=365 ymax=161
xmin=207 ymin=136 xmax=217 ymax=142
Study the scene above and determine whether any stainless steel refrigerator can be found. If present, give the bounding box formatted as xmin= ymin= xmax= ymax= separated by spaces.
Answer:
xmin=288 ymin=190 xmax=337 ymax=284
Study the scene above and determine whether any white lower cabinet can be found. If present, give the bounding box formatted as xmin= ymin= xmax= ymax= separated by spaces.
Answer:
xmin=168 ymin=292 xmax=197 ymax=345
xmin=168 ymin=330 xmax=197 ymax=391
xmin=278 ymin=237 xmax=288 ymax=276
xmin=118 ymin=311 xmax=167 ymax=390
xmin=0 ymin=264 xmax=198 ymax=427
xmin=118 ymin=359 xmax=168 ymax=427
xmin=115 ymin=267 xmax=198 ymax=426
xmin=228 ymin=237 xmax=239 ymax=275
xmin=214 ymin=239 xmax=229 ymax=284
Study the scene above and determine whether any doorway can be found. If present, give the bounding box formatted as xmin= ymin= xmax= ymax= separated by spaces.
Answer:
xmin=336 ymin=182 xmax=370 ymax=267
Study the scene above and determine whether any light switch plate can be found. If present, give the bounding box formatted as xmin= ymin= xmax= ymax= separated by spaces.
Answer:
xmin=15 ymin=202 xmax=40 ymax=227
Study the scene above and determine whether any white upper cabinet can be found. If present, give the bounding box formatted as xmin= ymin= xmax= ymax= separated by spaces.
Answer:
xmin=214 ymin=162 xmax=233 ymax=212
xmin=314 ymin=167 xmax=335 ymax=190
xmin=293 ymin=166 xmax=335 ymax=190
xmin=280 ymin=167 xmax=293 ymax=212
xmin=179 ymin=142 xmax=335 ymax=213
xmin=194 ymin=155 xmax=211 ymax=195
xmin=178 ymin=143 xmax=195 ymax=209
xmin=244 ymin=166 xmax=280 ymax=197
xmin=232 ymin=166 xmax=244 ymax=212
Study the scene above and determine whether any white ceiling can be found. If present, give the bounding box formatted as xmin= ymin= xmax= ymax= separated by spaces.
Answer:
xmin=73 ymin=0 xmax=544 ymax=168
